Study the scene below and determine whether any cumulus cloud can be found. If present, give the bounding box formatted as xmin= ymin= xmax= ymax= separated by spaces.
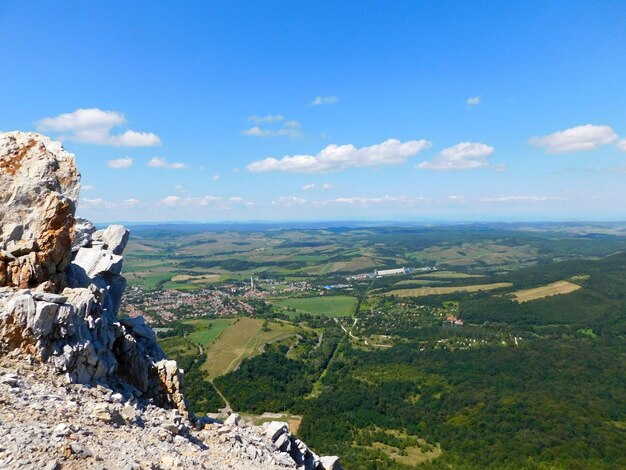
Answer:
xmin=81 ymin=184 xmax=95 ymax=191
xmin=529 ymin=124 xmax=617 ymax=154
xmin=37 ymin=108 xmax=161 ymax=147
xmin=212 ymin=174 xmax=220 ymax=181
xmin=124 ymin=198 xmax=142 ymax=207
xmin=243 ymin=119 xmax=301 ymax=138
xmin=416 ymin=142 xmax=494 ymax=171
xmin=248 ymin=138 xmax=432 ymax=173
xmin=311 ymin=96 xmax=338 ymax=106
xmin=466 ymin=96 xmax=481 ymax=107
xmin=272 ymin=196 xmax=308 ymax=207
xmin=617 ymin=139 xmax=626 ymax=151
xmin=147 ymin=157 xmax=188 ymax=169
xmin=107 ymin=157 xmax=133 ymax=169
xmin=161 ymin=195 xmax=251 ymax=209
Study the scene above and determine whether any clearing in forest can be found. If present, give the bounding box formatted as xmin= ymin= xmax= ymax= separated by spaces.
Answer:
xmin=201 ymin=317 xmax=300 ymax=379
xmin=512 ymin=280 xmax=582 ymax=303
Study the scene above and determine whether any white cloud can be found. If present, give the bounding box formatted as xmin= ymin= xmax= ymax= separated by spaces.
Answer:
xmin=319 ymin=195 xmax=428 ymax=207
xmin=37 ymin=108 xmax=161 ymax=147
xmin=107 ymin=157 xmax=133 ymax=169
xmin=272 ymin=196 xmax=309 ymax=207
xmin=124 ymin=198 xmax=142 ymax=207
xmin=466 ymin=96 xmax=481 ymax=107
xmin=250 ymin=115 xmax=284 ymax=123
xmin=161 ymin=195 xmax=251 ymax=209
xmin=301 ymin=183 xmax=334 ymax=191
xmin=81 ymin=198 xmax=116 ymax=209
xmin=148 ymin=157 xmax=188 ymax=169
xmin=212 ymin=174 xmax=220 ymax=181
xmin=174 ymin=184 xmax=187 ymax=193
xmin=529 ymin=124 xmax=617 ymax=154
xmin=81 ymin=184 xmax=95 ymax=191
xmin=311 ymin=96 xmax=338 ymax=106
xmin=479 ymin=196 xmax=563 ymax=203
xmin=617 ymin=139 xmax=626 ymax=151
xmin=416 ymin=142 xmax=494 ymax=171
xmin=242 ymin=120 xmax=302 ymax=138
xmin=110 ymin=130 xmax=161 ymax=147
xmin=243 ymin=126 xmax=270 ymax=137
xmin=248 ymin=138 xmax=432 ymax=173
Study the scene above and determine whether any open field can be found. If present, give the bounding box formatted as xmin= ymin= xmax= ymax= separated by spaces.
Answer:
xmin=270 ymin=296 xmax=357 ymax=318
xmin=382 ymin=282 xmax=512 ymax=297
xmin=512 ymin=280 xmax=582 ymax=303
xmin=371 ymin=442 xmax=442 ymax=466
xmin=418 ymin=271 xmax=486 ymax=279
xmin=201 ymin=318 xmax=300 ymax=379
xmin=393 ymin=279 xmax=449 ymax=286
xmin=354 ymin=428 xmax=441 ymax=466
xmin=185 ymin=319 xmax=234 ymax=346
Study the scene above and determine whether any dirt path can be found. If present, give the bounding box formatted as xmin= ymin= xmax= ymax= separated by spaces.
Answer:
xmin=211 ymin=381 xmax=232 ymax=413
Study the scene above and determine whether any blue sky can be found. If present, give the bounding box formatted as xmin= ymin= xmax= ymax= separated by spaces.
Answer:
xmin=1 ymin=1 xmax=626 ymax=222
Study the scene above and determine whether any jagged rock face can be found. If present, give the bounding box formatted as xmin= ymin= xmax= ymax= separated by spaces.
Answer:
xmin=0 ymin=131 xmax=80 ymax=292
xmin=0 ymin=131 xmax=187 ymax=415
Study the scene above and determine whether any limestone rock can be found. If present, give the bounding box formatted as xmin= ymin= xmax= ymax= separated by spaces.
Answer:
xmin=72 ymin=218 xmax=96 ymax=251
xmin=0 ymin=131 xmax=342 ymax=470
xmin=0 ymin=131 xmax=80 ymax=292
xmin=99 ymin=225 xmax=130 ymax=255
xmin=320 ymin=456 xmax=342 ymax=470
xmin=266 ymin=421 xmax=289 ymax=442
xmin=225 ymin=412 xmax=243 ymax=427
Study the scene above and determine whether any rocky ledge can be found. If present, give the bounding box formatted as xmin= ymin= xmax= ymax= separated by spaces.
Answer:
xmin=0 ymin=131 xmax=340 ymax=470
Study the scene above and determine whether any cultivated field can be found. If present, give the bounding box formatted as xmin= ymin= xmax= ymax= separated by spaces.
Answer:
xmin=512 ymin=280 xmax=582 ymax=303
xmin=383 ymin=282 xmax=512 ymax=297
xmin=270 ymin=295 xmax=357 ymax=318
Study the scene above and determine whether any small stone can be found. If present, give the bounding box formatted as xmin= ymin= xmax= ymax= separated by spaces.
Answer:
xmin=41 ymin=460 xmax=59 ymax=470
xmin=53 ymin=423 xmax=71 ymax=437
xmin=69 ymin=442 xmax=94 ymax=458
xmin=121 ymin=404 xmax=137 ymax=422
xmin=161 ymin=422 xmax=180 ymax=435
xmin=224 ymin=412 xmax=243 ymax=427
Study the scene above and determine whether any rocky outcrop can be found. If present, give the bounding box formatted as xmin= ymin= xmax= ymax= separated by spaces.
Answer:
xmin=0 ymin=131 xmax=187 ymax=415
xmin=0 ymin=131 xmax=80 ymax=292
xmin=0 ymin=131 xmax=341 ymax=469
xmin=263 ymin=421 xmax=341 ymax=470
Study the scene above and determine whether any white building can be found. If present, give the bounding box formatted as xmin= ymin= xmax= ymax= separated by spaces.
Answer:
xmin=375 ymin=267 xmax=408 ymax=277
